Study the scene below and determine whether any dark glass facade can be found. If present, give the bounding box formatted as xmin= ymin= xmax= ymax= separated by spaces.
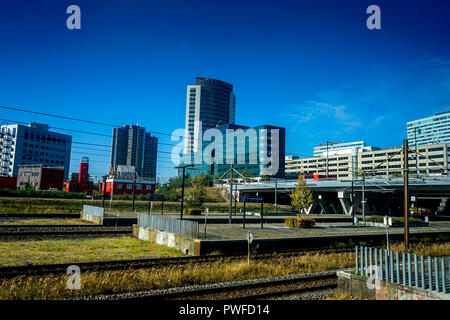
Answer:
xmin=110 ymin=125 xmax=158 ymax=179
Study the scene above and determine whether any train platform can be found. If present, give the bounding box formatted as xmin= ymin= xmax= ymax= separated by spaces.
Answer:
xmin=198 ymin=221 xmax=450 ymax=240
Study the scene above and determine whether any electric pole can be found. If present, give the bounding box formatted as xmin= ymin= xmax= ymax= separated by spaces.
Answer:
xmin=131 ymin=172 xmax=136 ymax=213
xmin=229 ymin=164 xmax=233 ymax=224
xmin=274 ymin=177 xmax=278 ymax=212
xmin=351 ymin=179 xmax=355 ymax=226
xmin=326 ymin=141 xmax=329 ymax=179
xmin=362 ymin=174 xmax=366 ymax=220
xmin=403 ymin=139 xmax=410 ymax=250
xmin=415 ymin=128 xmax=419 ymax=177
xmin=175 ymin=164 xmax=194 ymax=220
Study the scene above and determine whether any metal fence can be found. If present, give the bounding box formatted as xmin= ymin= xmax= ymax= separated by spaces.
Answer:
xmin=355 ymin=246 xmax=450 ymax=294
xmin=83 ymin=205 xmax=104 ymax=217
xmin=137 ymin=213 xmax=199 ymax=239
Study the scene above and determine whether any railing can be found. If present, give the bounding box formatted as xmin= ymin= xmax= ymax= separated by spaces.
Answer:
xmin=82 ymin=205 xmax=104 ymax=218
xmin=355 ymin=246 xmax=449 ymax=294
xmin=138 ymin=213 xmax=199 ymax=239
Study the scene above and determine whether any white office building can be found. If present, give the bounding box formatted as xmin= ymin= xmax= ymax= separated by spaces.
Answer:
xmin=313 ymin=141 xmax=377 ymax=157
xmin=407 ymin=111 xmax=450 ymax=147
xmin=0 ymin=122 xmax=72 ymax=180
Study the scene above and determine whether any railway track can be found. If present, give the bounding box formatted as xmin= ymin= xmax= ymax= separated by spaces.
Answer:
xmin=80 ymin=271 xmax=339 ymax=300
xmin=0 ymin=225 xmax=132 ymax=239
xmin=0 ymin=248 xmax=353 ymax=278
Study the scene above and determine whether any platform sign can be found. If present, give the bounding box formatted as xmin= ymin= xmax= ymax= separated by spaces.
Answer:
xmin=247 ymin=231 xmax=253 ymax=265
xmin=149 ymin=194 xmax=164 ymax=198
xmin=243 ymin=196 xmax=264 ymax=203
xmin=247 ymin=231 xmax=253 ymax=244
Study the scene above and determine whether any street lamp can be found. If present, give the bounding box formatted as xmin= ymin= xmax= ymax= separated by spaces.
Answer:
xmin=175 ymin=164 xmax=194 ymax=220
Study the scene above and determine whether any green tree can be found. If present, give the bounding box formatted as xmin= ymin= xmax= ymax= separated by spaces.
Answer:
xmin=190 ymin=172 xmax=208 ymax=187
xmin=185 ymin=179 xmax=207 ymax=208
xmin=290 ymin=176 xmax=313 ymax=215
xmin=241 ymin=168 xmax=253 ymax=177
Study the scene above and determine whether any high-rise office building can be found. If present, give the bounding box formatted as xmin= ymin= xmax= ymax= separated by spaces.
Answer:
xmin=407 ymin=111 xmax=450 ymax=147
xmin=184 ymin=77 xmax=236 ymax=154
xmin=0 ymin=122 xmax=72 ymax=180
xmin=143 ymin=132 xmax=158 ymax=179
xmin=110 ymin=125 xmax=158 ymax=179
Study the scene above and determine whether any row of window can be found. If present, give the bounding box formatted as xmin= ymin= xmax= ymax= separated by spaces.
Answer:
xmin=116 ymin=184 xmax=152 ymax=190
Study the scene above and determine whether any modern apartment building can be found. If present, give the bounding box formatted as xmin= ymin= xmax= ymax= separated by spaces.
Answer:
xmin=110 ymin=125 xmax=158 ymax=179
xmin=184 ymin=77 xmax=236 ymax=154
xmin=286 ymin=142 xmax=448 ymax=179
xmin=407 ymin=111 xmax=450 ymax=147
xmin=0 ymin=122 xmax=72 ymax=180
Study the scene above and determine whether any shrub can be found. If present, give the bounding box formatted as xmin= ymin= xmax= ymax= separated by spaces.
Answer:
xmin=284 ymin=217 xmax=315 ymax=229
xmin=189 ymin=209 xmax=202 ymax=216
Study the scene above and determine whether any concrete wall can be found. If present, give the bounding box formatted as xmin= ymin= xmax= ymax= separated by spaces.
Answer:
xmin=337 ymin=270 xmax=450 ymax=300
xmin=80 ymin=212 xmax=103 ymax=225
xmin=133 ymin=225 xmax=200 ymax=255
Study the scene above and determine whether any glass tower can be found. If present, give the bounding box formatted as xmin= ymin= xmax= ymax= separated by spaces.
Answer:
xmin=184 ymin=77 xmax=236 ymax=154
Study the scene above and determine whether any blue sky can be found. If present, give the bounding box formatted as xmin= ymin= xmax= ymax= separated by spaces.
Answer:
xmin=1 ymin=0 xmax=450 ymax=181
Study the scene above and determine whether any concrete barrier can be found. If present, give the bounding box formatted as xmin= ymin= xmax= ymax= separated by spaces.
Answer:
xmin=337 ymin=270 xmax=450 ymax=300
xmin=80 ymin=205 xmax=104 ymax=224
xmin=80 ymin=212 xmax=102 ymax=224
xmin=133 ymin=225 xmax=200 ymax=255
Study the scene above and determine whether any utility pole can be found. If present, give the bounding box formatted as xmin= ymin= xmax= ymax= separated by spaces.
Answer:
xmin=175 ymin=164 xmax=194 ymax=220
xmin=362 ymin=174 xmax=366 ymax=220
xmin=234 ymin=183 xmax=237 ymax=216
xmin=403 ymin=139 xmax=410 ymax=250
xmin=229 ymin=164 xmax=233 ymax=224
xmin=131 ymin=172 xmax=136 ymax=213
xmin=415 ymin=128 xmax=419 ymax=177
xmin=351 ymin=179 xmax=355 ymax=226
xmin=326 ymin=141 xmax=329 ymax=179
xmin=274 ymin=177 xmax=278 ymax=212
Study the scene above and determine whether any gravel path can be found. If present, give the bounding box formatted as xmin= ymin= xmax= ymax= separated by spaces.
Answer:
xmin=275 ymin=288 xmax=336 ymax=300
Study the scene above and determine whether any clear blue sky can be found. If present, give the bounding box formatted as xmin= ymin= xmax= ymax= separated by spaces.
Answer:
xmin=1 ymin=0 xmax=450 ymax=181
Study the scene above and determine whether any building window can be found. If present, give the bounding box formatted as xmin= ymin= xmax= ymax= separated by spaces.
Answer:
xmin=136 ymin=185 xmax=142 ymax=190
xmin=146 ymin=185 xmax=151 ymax=190
xmin=117 ymin=184 xmax=122 ymax=189
xmin=127 ymin=184 xmax=132 ymax=190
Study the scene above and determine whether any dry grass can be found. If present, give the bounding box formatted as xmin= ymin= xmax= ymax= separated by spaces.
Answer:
xmin=0 ymin=252 xmax=354 ymax=300
xmin=1 ymin=242 xmax=449 ymax=299
xmin=325 ymin=293 xmax=357 ymax=300
xmin=0 ymin=236 xmax=182 ymax=267
xmin=389 ymin=242 xmax=450 ymax=257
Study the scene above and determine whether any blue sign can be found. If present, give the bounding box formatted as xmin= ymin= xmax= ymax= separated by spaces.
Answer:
xmin=149 ymin=194 xmax=164 ymax=198
xmin=244 ymin=196 xmax=264 ymax=202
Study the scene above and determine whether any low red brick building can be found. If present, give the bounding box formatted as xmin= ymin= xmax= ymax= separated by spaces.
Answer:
xmin=0 ymin=176 xmax=17 ymax=189
xmin=16 ymin=164 xmax=64 ymax=191
xmin=102 ymin=178 xmax=155 ymax=197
